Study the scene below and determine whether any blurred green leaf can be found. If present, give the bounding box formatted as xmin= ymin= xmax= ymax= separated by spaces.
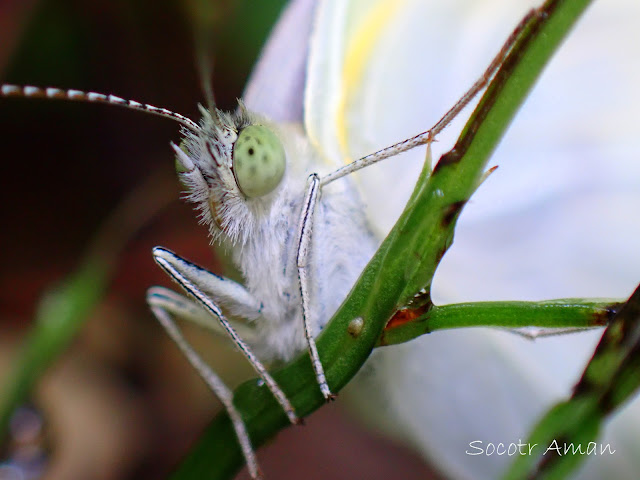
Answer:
xmin=0 ymin=172 xmax=174 ymax=442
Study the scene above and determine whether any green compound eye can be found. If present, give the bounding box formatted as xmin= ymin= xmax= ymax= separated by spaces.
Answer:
xmin=232 ymin=125 xmax=286 ymax=198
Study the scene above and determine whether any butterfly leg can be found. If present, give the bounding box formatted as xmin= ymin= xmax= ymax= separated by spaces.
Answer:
xmin=296 ymin=174 xmax=334 ymax=400
xmin=148 ymin=302 xmax=262 ymax=479
xmin=320 ymin=8 xmax=540 ymax=188
xmin=151 ymin=247 xmax=299 ymax=425
xmin=149 ymin=252 xmax=265 ymax=323
xmin=147 ymin=286 xmax=259 ymax=342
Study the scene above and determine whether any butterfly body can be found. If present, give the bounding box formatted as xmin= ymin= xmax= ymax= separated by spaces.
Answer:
xmin=177 ymin=107 xmax=377 ymax=362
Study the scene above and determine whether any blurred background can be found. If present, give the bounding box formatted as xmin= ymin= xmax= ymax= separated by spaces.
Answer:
xmin=0 ymin=0 xmax=440 ymax=479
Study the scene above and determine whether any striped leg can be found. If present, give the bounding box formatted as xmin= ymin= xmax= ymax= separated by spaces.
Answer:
xmin=295 ymin=174 xmax=334 ymax=400
xmin=151 ymin=247 xmax=299 ymax=424
xmin=149 ymin=304 xmax=262 ymax=480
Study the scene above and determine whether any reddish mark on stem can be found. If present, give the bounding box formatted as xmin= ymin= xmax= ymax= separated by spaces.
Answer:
xmin=385 ymin=303 xmax=430 ymax=330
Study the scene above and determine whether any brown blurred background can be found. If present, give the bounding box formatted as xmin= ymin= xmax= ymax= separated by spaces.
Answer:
xmin=0 ymin=1 xmax=441 ymax=478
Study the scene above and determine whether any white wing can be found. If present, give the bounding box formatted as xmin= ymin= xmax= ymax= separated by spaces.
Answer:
xmin=242 ymin=0 xmax=316 ymax=123
xmin=305 ymin=0 xmax=540 ymax=234
xmin=305 ymin=0 xmax=640 ymax=479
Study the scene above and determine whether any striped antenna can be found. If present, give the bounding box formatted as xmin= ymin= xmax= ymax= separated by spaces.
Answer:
xmin=1 ymin=84 xmax=201 ymax=133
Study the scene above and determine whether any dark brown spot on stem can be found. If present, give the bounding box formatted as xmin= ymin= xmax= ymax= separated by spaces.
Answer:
xmin=441 ymin=200 xmax=467 ymax=228
xmin=593 ymin=302 xmax=622 ymax=326
xmin=432 ymin=149 xmax=462 ymax=174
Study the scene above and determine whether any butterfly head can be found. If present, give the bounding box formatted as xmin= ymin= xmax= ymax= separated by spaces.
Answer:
xmin=175 ymin=102 xmax=287 ymax=244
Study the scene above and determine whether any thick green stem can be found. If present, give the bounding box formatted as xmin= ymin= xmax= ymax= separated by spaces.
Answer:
xmin=172 ymin=0 xmax=593 ymax=478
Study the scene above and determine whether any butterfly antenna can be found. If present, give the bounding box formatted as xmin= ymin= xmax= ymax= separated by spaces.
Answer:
xmin=193 ymin=32 xmax=226 ymax=130
xmin=196 ymin=46 xmax=217 ymax=113
xmin=1 ymin=84 xmax=201 ymax=133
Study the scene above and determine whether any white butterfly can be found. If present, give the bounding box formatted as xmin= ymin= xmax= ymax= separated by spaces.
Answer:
xmin=2 ymin=1 xmax=448 ymax=477
xmin=3 ymin=0 xmax=640 ymax=479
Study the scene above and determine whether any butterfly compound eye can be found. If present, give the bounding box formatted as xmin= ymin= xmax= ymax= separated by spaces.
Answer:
xmin=232 ymin=125 xmax=286 ymax=198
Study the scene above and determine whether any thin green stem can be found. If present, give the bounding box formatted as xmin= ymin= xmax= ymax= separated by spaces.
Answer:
xmin=379 ymin=300 xmax=621 ymax=347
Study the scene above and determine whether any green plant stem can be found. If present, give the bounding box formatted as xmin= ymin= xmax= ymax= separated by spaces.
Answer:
xmin=378 ymin=299 xmax=620 ymax=347
xmin=172 ymin=0 xmax=593 ymax=478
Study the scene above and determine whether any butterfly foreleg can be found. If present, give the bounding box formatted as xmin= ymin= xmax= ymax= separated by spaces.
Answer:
xmin=296 ymin=174 xmax=335 ymax=401
xmin=150 ymin=247 xmax=299 ymax=424
xmin=149 ymin=251 xmax=265 ymax=323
